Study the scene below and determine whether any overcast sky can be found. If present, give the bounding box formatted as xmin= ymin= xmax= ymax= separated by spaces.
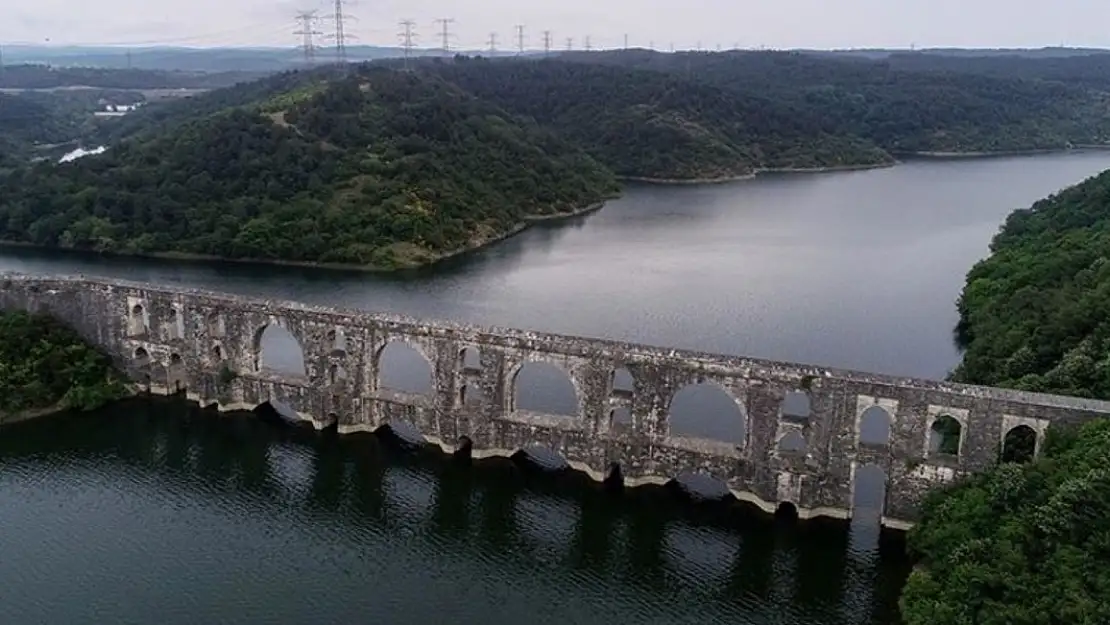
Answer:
xmin=5 ymin=0 xmax=1110 ymax=50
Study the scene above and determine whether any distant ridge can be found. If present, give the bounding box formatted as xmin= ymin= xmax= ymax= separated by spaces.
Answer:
xmin=6 ymin=43 xmax=1108 ymax=73
xmin=1 ymin=44 xmax=536 ymax=73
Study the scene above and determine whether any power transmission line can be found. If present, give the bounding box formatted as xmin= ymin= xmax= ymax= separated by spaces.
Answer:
xmin=515 ymin=25 xmax=525 ymax=55
xmin=327 ymin=0 xmax=356 ymax=63
xmin=487 ymin=31 xmax=497 ymax=54
xmin=623 ymin=33 xmax=628 ymax=50
xmin=294 ymin=10 xmax=323 ymax=64
xmin=542 ymin=30 xmax=552 ymax=56
xmin=584 ymin=35 xmax=591 ymax=52
xmin=565 ymin=37 xmax=573 ymax=51
xmin=398 ymin=19 xmax=417 ymax=70
xmin=434 ymin=18 xmax=455 ymax=56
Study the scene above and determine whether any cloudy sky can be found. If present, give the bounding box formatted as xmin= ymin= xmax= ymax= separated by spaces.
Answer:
xmin=4 ymin=0 xmax=1110 ymax=50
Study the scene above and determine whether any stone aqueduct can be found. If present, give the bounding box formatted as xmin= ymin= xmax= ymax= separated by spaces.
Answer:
xmin=4 ymin=272 xmax=1110 ymax=528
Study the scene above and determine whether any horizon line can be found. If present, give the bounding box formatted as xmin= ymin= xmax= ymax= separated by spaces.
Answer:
xmin=4 ymin=43 xmax=1109 ymax=53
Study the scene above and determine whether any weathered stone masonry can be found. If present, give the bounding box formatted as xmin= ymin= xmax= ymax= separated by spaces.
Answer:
xmin=4 ymin=272 xmax=1110 ymax=529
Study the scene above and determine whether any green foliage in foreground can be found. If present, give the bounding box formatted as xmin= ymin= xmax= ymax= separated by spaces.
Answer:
xmin=0 ymin=311 xmax=127 ymax=415
xmin=952 ymin=168 xmax=1110 ymax=397
xmin=900 ymin=419 xmax=1110 ymax=625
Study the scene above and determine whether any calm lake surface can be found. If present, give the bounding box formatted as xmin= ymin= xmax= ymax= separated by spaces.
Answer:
xmin=2 ymin=152 xmax=1109 ymax=624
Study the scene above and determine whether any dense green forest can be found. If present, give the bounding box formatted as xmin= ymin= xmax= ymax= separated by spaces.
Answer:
xmin=0 ymin=310 xmax=127 ymax=418
xmin=900 ymin=417 xmax=1110 ymax=625
xmin=883 ymin=51 xmax=1110 ymax=92
xmin=0 ymin=66 xmax=617 ymax=269
xmin=420 ymin=57 xmax=891 ymax=179
xmin=951 ymin=169 xmax=1110 ymax=397
xmin=569 ymin=50 xmax=1110 ymax=153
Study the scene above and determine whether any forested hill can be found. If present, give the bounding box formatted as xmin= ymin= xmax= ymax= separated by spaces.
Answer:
xmin=0 ymin=64 xmax=261 ymax=90
xmin=882 ymin=51 xmax=1110 ymax=92
xmin=952 ymin=170 xmax=1110 ymax=397
xmin=84 ymin=68 xmax=343 ymax=145
xmin=0 ymin=66 xmax=617 ymax=270
xmin=566 ymin=50 xmax=1110 ymax=154
xmin=420 ymin=57 xmax=891 ymax=180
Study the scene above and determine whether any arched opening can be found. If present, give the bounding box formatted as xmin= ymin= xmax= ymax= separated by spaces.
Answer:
xmin=458 ymin=347 xmax=485 ymax=406
xmin=667 ymin=382 xmax=746 ymax=445
xmin=674 ymin=472 xmax=732 ymax=501
xmin=612 ymin=367 xmax=634 ymax=394
xmin=610 ymin=407 xmax=633 ymax=432
xmin=383 ymin=419 xmax=426 ymax=447
xmin=256 ymin=323 xmax=307 ymax=377
xmin=782 ymin=391 xmax=811 ymax=420
xmin=512 ymin=361 xmax=578 ymax=416
xmin=207 ymin=311 xmax=224 ymax=337
xmin=166 ymin=307 xmax=183 ymax=340
xmin=604 ymin=462 xmax=624 ymax=491
xmin=454 ymin=435 xmax=474 ymax=462
xmin=211 ymin=344 xmax=223 ymax=361
xmin=459 ymin=346 xmax=481 ymax=371
xmin=460 ymin=382 xmax=486 ymax=407
xmin=327 ymin=328 xmax=348 ymax=357
xmin=329 ymin=363 xmax=349 ymax=386
xmin=255 ymin=399 xmax=301 ymax=425
xmin=516 ymin=444 xmax=570 ymax=471
xmin=167 ymin=353 xmax=186 ymax=394
xmin=858 ymin=405 xmax=892 ymax=447
xmin=128 ymin=303 xmax=146 ymax=336
xmin=775 ymin=501 xmax=799 ymax=521
xmin=1002 ymin=425 xmax=1037 ymax=463
xmin=377 ymin=341 xmax=433 ymax=395
xmin=134 ymin=346 xmax=150 ymax=365
xmin=778 ymin=430 xmax=806 ymax=454
xmin=929 ymin=415 xmax=963 ymax=456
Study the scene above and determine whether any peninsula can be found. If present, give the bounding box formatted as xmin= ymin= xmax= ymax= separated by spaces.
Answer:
xmin=0 ymin=66 xmax=618 ymax=270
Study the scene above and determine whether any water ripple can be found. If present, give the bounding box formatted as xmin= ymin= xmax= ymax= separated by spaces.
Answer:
xmin=0 ymin=403 xmax=909 ymax=624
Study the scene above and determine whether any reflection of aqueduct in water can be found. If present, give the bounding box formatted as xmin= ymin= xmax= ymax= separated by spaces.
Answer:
xmin=4 ymin=272 xmax=1110 ymax=528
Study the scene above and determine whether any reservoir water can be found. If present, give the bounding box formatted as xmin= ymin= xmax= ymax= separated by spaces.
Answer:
xmin=2 ymin=152 xmax=1109 ymax=624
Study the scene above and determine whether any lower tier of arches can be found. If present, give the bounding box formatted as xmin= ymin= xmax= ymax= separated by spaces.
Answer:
xmin=157 ymin=382 xmax=921 ymax=531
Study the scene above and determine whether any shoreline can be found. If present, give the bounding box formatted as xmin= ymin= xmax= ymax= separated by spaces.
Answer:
xmin=0 ymin=199 xmax=614 ymax=275
xmin=617 ymin=161 xmax=896 ymax=185
xmin=619 ymin=145 xmax=1110 ymax=185
xmin=2 ymin=145 xmax=1105 ymax=273
xmin=900 ymin=145 xmax=1110 ymax=159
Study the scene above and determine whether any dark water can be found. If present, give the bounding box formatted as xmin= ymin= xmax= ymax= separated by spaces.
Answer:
xmin=2 ymin=153 xmax=1109 ymax=624
xmin=0 ymin=400 xmax=909 ymax=625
